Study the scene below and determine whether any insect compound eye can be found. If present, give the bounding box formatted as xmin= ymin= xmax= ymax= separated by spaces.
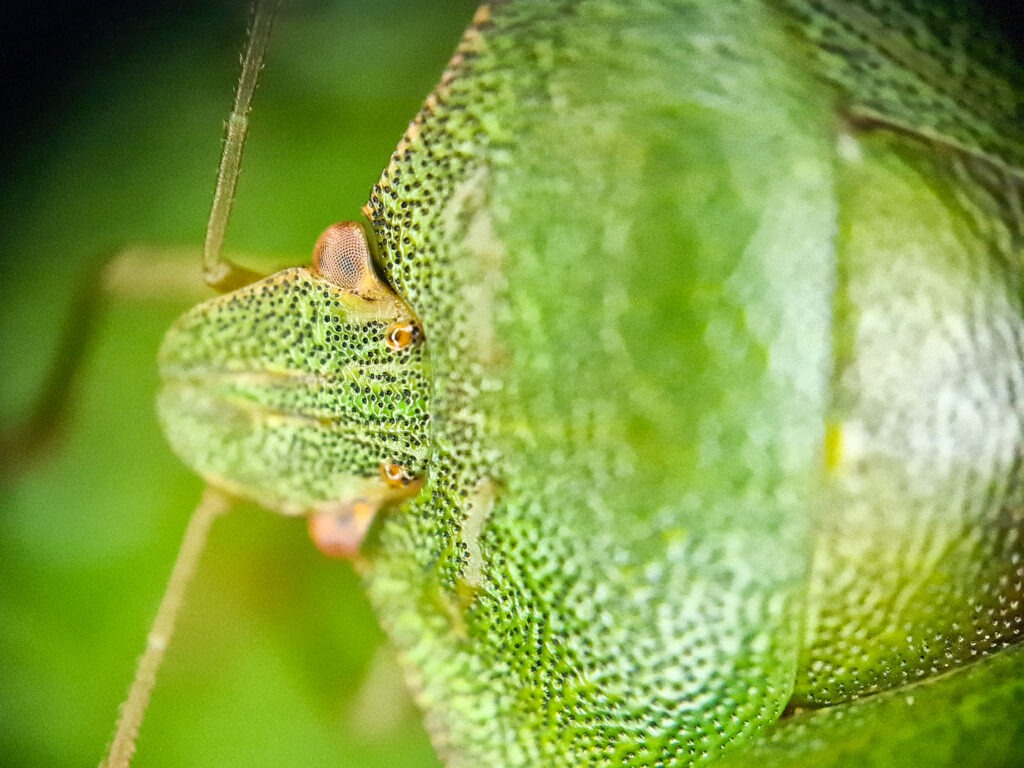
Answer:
xmin=380 ymin=461 xmax=419 ymax=488
xmin=385 ymin=320 xmax=424 ymax=352
xmin=307 ymin=500 xmax=377 ymax=560
xmin=312 ymin=221 xmax=377 ymax=295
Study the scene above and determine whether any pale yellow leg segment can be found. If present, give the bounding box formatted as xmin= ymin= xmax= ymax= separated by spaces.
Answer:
xmin=99 ymin=486 xmax=233 ymax=768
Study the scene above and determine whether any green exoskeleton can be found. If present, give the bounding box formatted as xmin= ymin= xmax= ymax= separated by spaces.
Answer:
xmin=106 ymin=0 xmax=1024 ymax=766
xmin=141 ymin=1 xmax=1024 ymax=765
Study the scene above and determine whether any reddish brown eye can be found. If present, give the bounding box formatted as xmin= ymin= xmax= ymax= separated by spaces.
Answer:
xmin=380 ymin=462 xmax=417 ymax=488
xmin=312 ymin=222 xmax=374 ymax=293
xmin=307 ymin=500 xmax=377 ymax=559
xmin=385 ymin=320 xmax=423 ymax=351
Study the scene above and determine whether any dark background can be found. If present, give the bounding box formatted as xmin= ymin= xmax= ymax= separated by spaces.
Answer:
xmin=1 ymin=0 xmax=1020 ymax=191
xmin=2 ymin=1 xmax=1021 ymax=163
xmin=0 ymin=2 xmax=237 ymax=181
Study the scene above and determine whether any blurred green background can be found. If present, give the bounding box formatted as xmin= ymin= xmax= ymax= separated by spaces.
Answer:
xmin=0 ymin=2 xmax=476 ymax=766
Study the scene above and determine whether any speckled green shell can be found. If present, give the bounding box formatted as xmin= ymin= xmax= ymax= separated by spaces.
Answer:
xmin=159 ymin=265 xmax=431 ymax=516
xmin=158 ymin=1 xmax=1024 ymax=766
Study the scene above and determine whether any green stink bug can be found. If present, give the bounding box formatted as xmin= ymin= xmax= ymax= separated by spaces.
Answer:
xmin=151 ymin=1 xmax=1024 ymax=765
xmin=1 ymin=1 xmax=1022 ymax=767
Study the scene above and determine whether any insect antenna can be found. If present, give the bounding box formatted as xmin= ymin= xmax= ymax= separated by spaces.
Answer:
xmin=99 ymin=488 xmax=232 ymax=768
xmin=203 ymin=0 xmax=281 ymax=292
xmin=100 ymin=2 xmax=280 ymax=766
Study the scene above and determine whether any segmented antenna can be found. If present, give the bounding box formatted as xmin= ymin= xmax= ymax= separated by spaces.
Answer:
xmin=99 ymin=488 xmax=232 ymax=768
xmin=203 ymin=0 xmax=282 ymax=292
xmin=99 ymin=3 xmax=279 ymax=765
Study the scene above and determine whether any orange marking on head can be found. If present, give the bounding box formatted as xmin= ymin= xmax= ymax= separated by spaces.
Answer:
xmin=380 ymin=462 xmax=420 ymax=489
xmin=385 ymin=320 xmax=423 ymax=351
